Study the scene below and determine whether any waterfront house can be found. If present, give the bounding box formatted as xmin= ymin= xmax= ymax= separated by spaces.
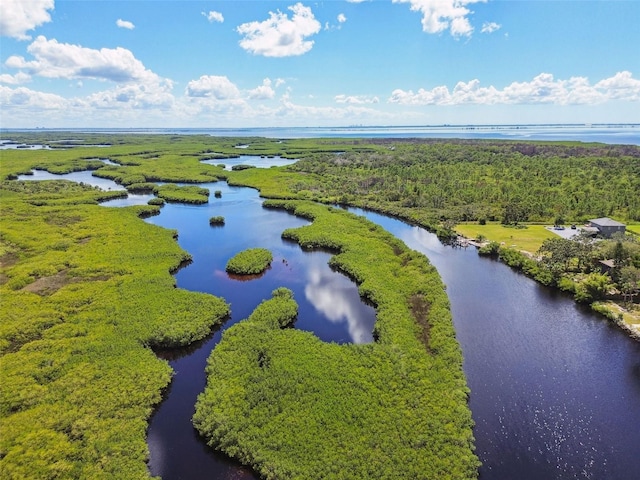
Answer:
xmin=588 ymin=217 xmax=626 ymax=238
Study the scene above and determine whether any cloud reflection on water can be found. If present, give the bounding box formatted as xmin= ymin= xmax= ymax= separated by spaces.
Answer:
xmin=304 ymin=257 xmax=375 ymax=344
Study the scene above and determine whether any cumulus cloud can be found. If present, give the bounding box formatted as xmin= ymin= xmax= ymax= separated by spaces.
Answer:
xmin=1 ymin=81 xmax=175 ymax=127
xmin=481 ymin=21 xmax=500 ymax=34
xmin=0 ymin=72 xmax=32 ymax=85
xmin=202 ymin=11 xmax=224 ymax=23
xmin=338 ymin=14 xmax=347 ymax=23
xmin=388 ymin=72 xmax=640 ymax=106
xmin=335 ymin=94 xmax=379 ymax=105
xmin=274 ymin=91 xmax=387 ymax=125
xmin=248 ymin=78 xmax=277 ymax=100
xmin=392 ymin=0 xmax=486 ymax=37
xmin=0 ymin=85 xmax=67 ymax=109
xmin=185 ymin=75 xmax=241 ymax=99
xmin=594 ymin=71 xmax=640 ymax=101
xmin=85 ymin=83 xmax=174 ymax=109
xmin=2 ymin=35 xmax=176 ymax=113
xmin=0 ymin=0 xmax=54 ymax=40
xmin=116 ymin=19 xmax=135 ymax=30
xmin=5 ymin=36 xmax=163 ymax=84
xmin=237 ymin=3 xmax=321 ymax=57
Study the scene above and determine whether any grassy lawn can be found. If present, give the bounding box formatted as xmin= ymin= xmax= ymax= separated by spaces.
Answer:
xmin=455 ymin=223 xmax=557 ymax=254
xmin=626 ymin=223 xmax=640 ymax=236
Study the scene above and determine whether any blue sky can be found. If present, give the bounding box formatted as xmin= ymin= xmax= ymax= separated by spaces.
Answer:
xmin=1 ymin=0 xmax=639 ymax=128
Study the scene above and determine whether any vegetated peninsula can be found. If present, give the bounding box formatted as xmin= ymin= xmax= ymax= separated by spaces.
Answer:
xmin=1 ymin=132 xmax=638 ymax=478
xmin=195 ymin=200 xmax=479 ymax=478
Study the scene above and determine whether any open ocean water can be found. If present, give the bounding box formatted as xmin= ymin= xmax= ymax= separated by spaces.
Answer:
xmin=3 ymin=124 xmax=640 ymax=145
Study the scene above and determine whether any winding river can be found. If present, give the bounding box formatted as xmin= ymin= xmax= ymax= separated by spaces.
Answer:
xmin=17 ymin=168 xmax=640 ymax=480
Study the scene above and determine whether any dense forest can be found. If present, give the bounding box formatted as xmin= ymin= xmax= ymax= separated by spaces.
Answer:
xmin=283 ymin=140 xmax=640 ymax=225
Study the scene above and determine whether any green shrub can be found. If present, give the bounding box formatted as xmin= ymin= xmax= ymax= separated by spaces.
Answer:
xmin=154 ymin=184 xmax=209 ymax=204
xmin=478 ymin=241 xmax=500 ymax=256
xmin=225 ymin=248 xmax=273 ymax=275
xmin=195 ymin=201 xmax=478 ymax=479
xmin=209 ymin=216 xmax=225 ymax=226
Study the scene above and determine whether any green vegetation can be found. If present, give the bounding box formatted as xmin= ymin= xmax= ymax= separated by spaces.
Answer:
xmin=195 ymin=201 xmax=478 ymax=479
xmin=455 ymin=223 xmax=556 ymax=253
xmin=226 ymin=248 xmax=273 ymax=275
xmin=3 ymin=132 xmax=639 ymax=478
xmin=0 ymin=152 xmax=230 ymax=478
xmin=231 ymin=164 xmax=256 ymax=171
xmin=154 ymin=183 xmax=209 ymax=204
xmin=148 ymin=197 xmax=165 ymax=206
xmin=478 ymin=233 xmax=640 ymax=333
xmin=228 ymin=140 xmax=639 ymax=242
xmin=209 ymin=216 xmax=225 ymax=226
xmin=285 ymin=141 xmax=639 ymax=222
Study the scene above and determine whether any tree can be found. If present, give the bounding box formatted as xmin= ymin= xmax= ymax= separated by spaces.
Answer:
xmin=619 ymin=266 xmax=640 ymax=303
xmin=574 ymin=273 xmax=614 ymax=303
xmin=502 ymin=201 xmax=529 ymax=225
xmin=610 ymin=241 xmax=629 ymax=283
xmin=538 ymin=237 xmax=579 ymax=280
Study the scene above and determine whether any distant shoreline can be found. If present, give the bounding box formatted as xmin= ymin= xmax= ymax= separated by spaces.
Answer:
xmin=2 ymin=124 xmax=640 ymax=145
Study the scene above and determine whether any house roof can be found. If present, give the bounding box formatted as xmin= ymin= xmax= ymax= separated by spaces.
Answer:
xmin=589 ymin=217 xmax=626 ymax=227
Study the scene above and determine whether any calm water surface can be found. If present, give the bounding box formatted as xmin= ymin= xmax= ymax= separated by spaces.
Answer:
xmin=6 ymin=124 xmax=639 ymax=145
xmin=201 ymin=155 xmax=297 ymax=171
xmin=349 ymin=208 xmax=640 ymax=480
xmin=12 ymin=168 xmax=640 ymax=479
xmin=144 ymin=183 xmax=376 ymax=479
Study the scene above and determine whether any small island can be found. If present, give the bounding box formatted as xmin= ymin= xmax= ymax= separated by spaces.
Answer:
xmin=209 ymin=215 xmax=225 ymax=226
xmin=225 ymin=248 xmax=273 ymax=275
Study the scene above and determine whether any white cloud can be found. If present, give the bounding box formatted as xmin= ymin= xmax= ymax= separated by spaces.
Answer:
xmin=85 ymin=83 xmax=174 ymax=109
xmin=2 ymin=35 xmax=176 ymax=114
xmin=237 ymin=3 xmax=321 ymax=57
xmin=0 ymin=0 xmax=54 ymax=40
xmin=388 ymin=72 xmax=640 ymax=106
xmin=0 ymin=72 xmax=32 ymax=85
xmin=276 ymin=91 xmax=387 ymax=124
xmin=1 ymin=82 xmax=176 ymax=127
xmin=202 ymin=11 xmax=224 ymax=23
xmin=0 ymin=85 xmax=67 ymax=109
xmin=185 ymin=75 xmax=241 ymax=99
xmin=116 ymin=19 xmax=135 ymax=30
xmin=5 ymin=36 xmax=163 ymax=84
xmin=248 ymin=78 xmax=277 ymax=100
xmin=335 ymin=94 xmax=379 ymax=105
xmin=594 ymin=71 xmax=640 ymax=101
xmin=481 ymin=21 xmax=500 ymax=34
xmin=392 ymin=0 xmax=486 ymax=37
xmin=338 ymin=13 xmax=347 ymax=23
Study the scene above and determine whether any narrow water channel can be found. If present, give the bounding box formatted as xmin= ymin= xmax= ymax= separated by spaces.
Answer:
xmin=350 ymin=208 xmax=640 ymax=480
xmin=143 ymin=183 xmax=377 ymax=479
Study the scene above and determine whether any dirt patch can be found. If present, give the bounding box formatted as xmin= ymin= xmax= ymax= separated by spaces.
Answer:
xmin=23 ymin=271 xmax=73 ymax=296
xmin=0 ymin=252 xmax=19 ymax=269
xmin=45 ymin=213 xmax=83 ymax=226
xmin=22 ymin=271 xmax=111 ymax=296
xmin=409 ymin=294 xmax=431 ymax=352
